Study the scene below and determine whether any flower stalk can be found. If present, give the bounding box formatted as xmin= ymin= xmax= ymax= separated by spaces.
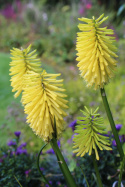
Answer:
xmin=50 ymin=137 xmax=77 ymax=187
xmin=37 ymin=143 xmax=52 ymax=187
xmin=100 ymin=88 xmax=124 ymax=160
xmin=118 ymin=154 xmax=125 ymax=187
xmin=92 ymin=153 xmax=103 ymax=187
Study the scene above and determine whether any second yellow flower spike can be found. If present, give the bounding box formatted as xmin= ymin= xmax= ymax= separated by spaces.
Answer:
xmin=76 ymin=14 xmax=118 ymax=89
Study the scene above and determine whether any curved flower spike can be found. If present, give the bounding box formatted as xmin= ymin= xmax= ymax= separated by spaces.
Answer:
xmin=22 ymin=70 xmax=68 ymax=142
xmin=73 ymin=107 xmax=112 ymax=160
xmin=76 ymin=13 xmax=118 ymax=89
xmin=9 ymin=44 xmax=42 ymax=98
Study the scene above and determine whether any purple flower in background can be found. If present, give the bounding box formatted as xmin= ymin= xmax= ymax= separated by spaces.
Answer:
xmin=19 ymin=142 xmax=27 ymax=148
xmin=14 ymin=131 xmax=21 ymax=137
xmin=69 ymin=120 xmax=77 ymax=131
xmin=103 ymin=131 xmax=111 ymax=137
xmin=40 ymin=167 xmax=44 ymax=171
xmin=7 ymin=140 xmax=16 ymax=146
xmin=16 ymin=148 xmax=22 ymax=155
xmin=115 ymin=124 xmax=122 ymax=131
xmin=1 ymin=0 xmax=22 ymax=20
xmin=90 ymin=101 xmax=95 ymax=107
xmin=16 ymin=147 xmax=27 ymax=155
xmin=112 ymin=135 xmax=124 ymax=146
xmin=2 ymin=155 xmax=7 ymax=159
xmin=21 ymin=149 xmax=27 ymax=154
xmin=49 ymin=181 xmax=52 ymax=184
xmin=122 ymin=135 xmax=125 ymax=143
xmin=25 ymin=169 xmax=31 ymax=177
xmin=46 ymin=141 xmax=60 ymax=154
xmin=1 ymin=4 xmax=16 ymax=20
xmin=16 ymin=0 xmax=22 ymax=12
xmin=11 ymin=151 xmax=15 ymax=156
xmin=112 ymin=140 xmax=116 ymax=146
xmin=46 ymin=181 xmax=52 ymax=187
xmin=25 ymin=170 xmax=29 ymax=175
xmin=79 ymin=7 xmax=84 ymax=15
xmin=67 ymin=139 xmax=72 ymax=144
xmin=40 ymin=151 xmax=43 ymax=155
xmin=0 ymin=158 xmax=3 ymax=163
xmin=119 ymin=135 xmax=123 ymax=142
xmin=46 ymin=148 xmax=55 ymax=154
xmin=16 ymin=142 xmax=27 ymax=155
xmin=57 ymin=140 xmax=61 ymax=148
xmin=57 ymin=181 xmax=61 ymax=186
xmin=71 ymin=133 xmax=78 ymax=140
xmin=103 ymin=134 xmax=109 ymax=137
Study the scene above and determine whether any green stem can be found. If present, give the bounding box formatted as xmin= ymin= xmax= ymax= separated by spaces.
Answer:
xmin=14 ymin=175 xmax=23 ymax=187
xmin=56 ymin=154 xmax=71 ymax=186
xmin=37 ymin=143 xmax=52 ymax=187
xmin=79 ymin=165 xmax=90 ymax=187
xmin=50 ymin=137 xmax=77 ymax=187
xmin=100 ymin=88 xmax=124 ymax=160
xmin=92 ymin=153 xmax=103 ymax=187
xmin=118 ymin=154 xmax=125 ymax=187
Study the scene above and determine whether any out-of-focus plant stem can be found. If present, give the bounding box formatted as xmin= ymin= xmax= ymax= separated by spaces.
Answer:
xmin=100 ymin=88 xmax=124 ymax=160
xmin=37 ymin=143 xmax=52 ymax=187
xmin=92 ymin=153 xmax=103 ymax=187
xmin=50 ymin=137 xmax=77 ymax=187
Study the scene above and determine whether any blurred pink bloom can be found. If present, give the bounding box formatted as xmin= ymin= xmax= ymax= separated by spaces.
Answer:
xmin=79 ymin=7 xmax=84 ymax=15
xmin=0 ymin=158 xmax=3 ymax=163
xmin=86 ymin=3 xmax=92 ymax=9
xmin=1 ymin=4 xmax=16 ymax=20
xmin=69 ymin=66 xmax=75 ymax=71
xmin=1 ymin=0 xmax=22 ymax=20
xmin=25 ymin=169 xmax=31 ymax=177
xmin=16 ymin=0 xmax=22 ymax=12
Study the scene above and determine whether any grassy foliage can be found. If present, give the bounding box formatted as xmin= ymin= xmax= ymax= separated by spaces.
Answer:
xmin=0 ymin=53 xmax=16 ymax=121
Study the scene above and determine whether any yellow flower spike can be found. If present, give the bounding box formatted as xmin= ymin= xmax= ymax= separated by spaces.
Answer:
xmin=76 ymin=14 xmax=118 ymax=89
xmin=22 ymin=70 xmax=68 ymax=142
xmin=73 ymin=107 xmax=112 ymax=160
xmin=9 ymin=44 xmax=42 ymax=98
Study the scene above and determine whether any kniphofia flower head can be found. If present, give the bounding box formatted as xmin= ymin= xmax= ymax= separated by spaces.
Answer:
xmin=73 ymin=107 xmax=112 ymax=160
xmin=76 ymin=14 xmax=118 ymax=89
xmin=22 ymin=70 xmax=68 ymax=142
xmin=9 ymin=44 xmax=42 ymax=98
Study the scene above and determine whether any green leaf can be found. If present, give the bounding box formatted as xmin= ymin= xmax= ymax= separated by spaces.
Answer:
xmin=14 ymin=176 xmax=23 ymax=187
xmin=68 ymin=160 xmax=76 ymax=172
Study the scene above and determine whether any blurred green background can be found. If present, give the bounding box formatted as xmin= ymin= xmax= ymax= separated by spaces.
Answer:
xmin=0 ymin=0 xmax=125 ymax=152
